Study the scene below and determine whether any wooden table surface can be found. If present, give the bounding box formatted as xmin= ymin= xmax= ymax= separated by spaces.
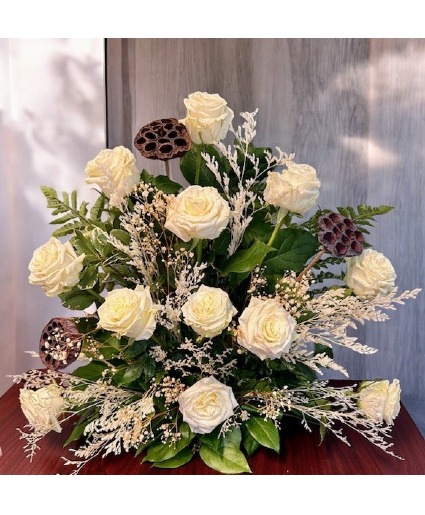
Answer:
xmin=0 ymin=382 xmax=424 ymax=475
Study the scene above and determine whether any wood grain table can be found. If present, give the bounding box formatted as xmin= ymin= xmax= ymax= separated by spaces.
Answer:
xmin=1 ymin=382 xmax=424 ymax=475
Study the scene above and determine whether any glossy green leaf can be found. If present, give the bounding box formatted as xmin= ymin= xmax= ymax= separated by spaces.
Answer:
xmin=264 ymin=228 xmax=319 ymax=274
xmin=144 ymin=423 xmax=194 ymax=463
xmin=221 ymin=240 xmax=275 ymax=276
xmin=180 ymin=144 xmax=222 ymax=188
xmin=59 ymin=289 xmax=99 ymax=310
xmin=151 ymin=175 xmax=183 ymax=194
xmin=199 ymin=428 xmax=251 ymax=474
xmin=245 ymin=417 xmax=280 ymax=453
xmin=73 ymin=361 xmax=107 ymax=381
xmin=242 ymin=427 xmax=261 ymax=456
xmin=119 ymin=363 xmax=145 ymax=386
xmin=153 ymin=448 xmax=194 ymax=469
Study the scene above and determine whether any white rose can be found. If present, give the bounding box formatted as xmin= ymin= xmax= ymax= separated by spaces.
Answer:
xmin=237 ymin=297 xmax=297 ymax=360
xmin=345 ymin=249 xmax=396 ymax=298
xmin=180 ymin=91 xmax=234 ymax=145
xmin=165 ymin=185 xmax=230 ymax=242
xmin=28 ymin=237 xmax=85 ymax=297
xmin=182 ymin=285 xmax=237 ymax=338
xmin=358 ymin=379 xmax=401 ymax=425
xmin=178 ymin=376 xmax=238 ymax=434
xmin=264 ymin=162 xmax=320 ymax=215
xmin=19 ymin=384 xmax=66 ymax=433
xmin=97 ymin=285 xmax=160 ymax=340
xmin=85 ymin=146 xmax=140 ymax=207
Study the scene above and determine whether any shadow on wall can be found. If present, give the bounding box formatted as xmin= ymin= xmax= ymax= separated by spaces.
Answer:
xmin=0 ymin=39 xmax=105 ymax=395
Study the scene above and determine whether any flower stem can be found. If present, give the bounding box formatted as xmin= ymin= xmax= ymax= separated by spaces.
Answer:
xmin=164 ymin=160 xmax=170 ymax=178
xmin=196 ymin=239 xmax=203 ymax=264
xmin=194 ymin=144 xmax=203 ymax=185
xmin=267 ymin=210 xmax=290 ymax=248
xmin=296 ymin=248 xmax=326 ymax=282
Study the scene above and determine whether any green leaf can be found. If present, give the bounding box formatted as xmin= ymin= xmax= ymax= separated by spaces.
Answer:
xmin=52 ymin=223 xmax=79 ymax=238
xmin=59 ymin=289 xmax=98 ymax=310
xmin=151 ymin=175 xmax=183 ymax=194
xmin=264 ymin=228 xmax=319 ymax=274
xmin=90 ymin=194 xmax=107 ymax=221
xmin=221 ymin=240 xmax=275 ymax=276
xmin=144 ymin=422 xmax=194 ymax=463
xmin=152 ymin=447 xmax=194 ymax=469
xmin=73 ymin=230 xmax=98 ymax=256
xmin=119 ymin=363 xmax=145 ymax=386
xmin=180 ymin=144 xmax=222 ymax=188
xmin=245 ymin=417 xmax=280 ymax=453
xmin=124 ymin=340 xmax=148 ymax=359
xmin=78 ymin=264 xmax=99 ymax=290
xmin=50 ymin=213 xmax=77 ymax=225
xmin=199 ymin=428 xmax=251 ymax=474
xmin=242 ymin=427 xmax=261 ymax=456
xmin=63 ymin=414 xmax=94 ymax=447
xmin=242 ymin=219 xmax=273 ymax=246
xmin=71 ymin=190 xmax=78 ymax=210
xmin=73 ymin=361 xmax=107 ymax=381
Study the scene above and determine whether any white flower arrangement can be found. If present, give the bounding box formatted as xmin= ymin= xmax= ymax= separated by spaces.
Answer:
xmin=16 ymin=91 xmax=420 ymax=474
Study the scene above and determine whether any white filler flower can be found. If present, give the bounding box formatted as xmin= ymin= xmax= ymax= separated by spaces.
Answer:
xmin=178 ymin=376 xmax=238 ymax=434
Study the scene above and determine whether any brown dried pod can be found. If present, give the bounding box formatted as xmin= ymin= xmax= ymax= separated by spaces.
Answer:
xmin=39 ymin=317 xmax=83 ymax=370
xmin=134 ymin=118 xmax=191 ymax=161
xmin=318 ymin=212 xmax=364 ymax=257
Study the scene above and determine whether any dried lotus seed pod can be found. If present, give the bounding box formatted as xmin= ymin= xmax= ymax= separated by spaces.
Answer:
xmin=134 ymin=118 xmax=191 ymax=161
xmin=39 ymin=317 xmax=82 ymax=370
xmin=318 ymin=212 xmax=364 ymax=257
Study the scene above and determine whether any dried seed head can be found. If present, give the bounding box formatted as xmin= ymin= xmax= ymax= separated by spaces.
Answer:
xmin=39 ymin=317 xmax=82 ymax=370
xmin=134 ymin=118 xmax=191 ymax=161
xmin=318 ymin=212 xmax=364 ymax=257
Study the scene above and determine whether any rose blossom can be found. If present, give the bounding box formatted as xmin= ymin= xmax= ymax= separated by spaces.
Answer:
xmin=165 ymin=185 xmax=230 ymax=242
xmin=28 ymin=237 xmax=85 ymax=297
xmin=237 ymin=297 xmax=297 ymax=360
xmin=19 ymin=384 xmax=66 ymax=433
xmin=358 ymin=379 xmax=401 ymax=425
xmin=97 ymin=285 xmax=160 ymax=340
xmin=182 ymin=285 xmax=237 ymax=338
xmin=264 ymin=162 xmax=320 ymax=216
xmin=180 ymin=91 xmax=234 ymax=144
xmin=85 ymin=146 xmax=140 ymax=207
xmin=178 ymin=376 xmax=238 ymax=434
xmin=345 ymin=249 xmax=396 ymax=298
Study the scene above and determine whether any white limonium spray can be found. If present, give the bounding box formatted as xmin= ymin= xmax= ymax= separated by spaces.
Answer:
xmin=165 ymin=185 xmax=230 ymax=242
xmin=28 ymin=237 xmax=85 ymax=297
xmin=178 ymin=376 xmax=238 ymax=434
xmin=180 ymin=91 xmax=234 ymax=144
xmin=181 ymin=285 xmax=237 ymax=338
xmin=345 ymin=249 xmax=396 ymax=298
xmin=85 ymin=146 xmax=140 ymax=207
xmin=264 ymin=162 xmax=321 ymax=216
xmin=237 ymin=297 xmax=297 ymax=360
xmin=98 ymin=285 xmax=160 ymax=340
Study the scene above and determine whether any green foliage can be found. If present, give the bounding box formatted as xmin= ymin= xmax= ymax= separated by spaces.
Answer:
xmin=180 ymin=144 xmax=224 ymax=188
xmin=264 ymin=228 xmax=319 ymax=274
xmin=73 ymin=361 xmax=107 ymax=381
xmin=241 ymin=427 xmax=261 ymax=456
xmin=144 ymin=422 xmax=194 ymax=463
xmin=140 ymin=170 xmax=183 ymax=194
xmin=245 ymin=417 xmax=280 ymax=453
xmin=199 ymin=428 xmax=251 ymax=474
xmin=220 ymin=240 xmax=275 ymax=276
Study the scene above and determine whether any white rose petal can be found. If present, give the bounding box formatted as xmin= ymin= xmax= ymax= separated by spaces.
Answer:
xmin=28 ymin=237 xmax=85 ymax=297
xmin=165 ymin=185 xmax=230 ymax=242
xmin=180 ymin=91 xmax=234 ymax=145
xmin=358 ymin=379 xmax=401 ymax=425
xmin=178 ymin=376 xmax=238 ymax=434
xmin=182 ymin=285 xmax=237 ymax=338
xmin=264 ymin=162 xmax=320 ymax=215
xmin=237 ymin=297 xmax=297 ymax=360
xmin=19 ymin=384 xmax=66 ymax=434
xmin=97 ymin=285 xmax=160 ymax=340
xmin=345 ymin=249 xmax=396 ymax=298
xmin=85 ymin=146 xmax=140 ymax=207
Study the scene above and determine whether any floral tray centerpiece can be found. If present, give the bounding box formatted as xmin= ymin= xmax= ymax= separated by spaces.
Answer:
xmin=15 ymin=92 xmax=420 ymax=474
